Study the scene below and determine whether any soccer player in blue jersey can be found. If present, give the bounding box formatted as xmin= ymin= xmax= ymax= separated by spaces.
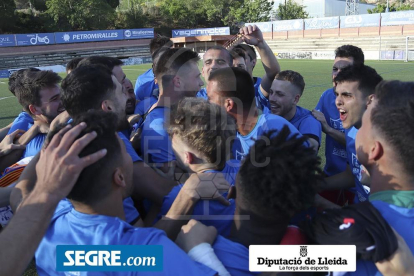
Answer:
xmin=323 ymin=65 xmax=383 ymax=204
xmin=0 ymin=70 xmax=64 ymax=172
xmin=207 ymin=67 xmax=301 ymax=160
xmin=153 ymin=98 xmax=239 ymax=236
xmin=312 ymin=45 xmax=365 ymax=177
xmin=232 ymin=25 xmax=281 ymax=113
xmin=346 ymin=80 xmax=414 ymax=275
xmin=269 ymin=70 xmax=322 ymax=152
xmin=197 ymin=45 xmax=233 ymax=100
xmin=313 ymin=45 xmax=365 ymax=206
xmin=209 ymin=127 xmax=322 ymax=275
xmin=139 ymin=48 xmax=203 ymax=170
xmin=134 ymin=36 xmax=172 ymax=99
xmin=30 ymin=111 xmax=219 ymax=276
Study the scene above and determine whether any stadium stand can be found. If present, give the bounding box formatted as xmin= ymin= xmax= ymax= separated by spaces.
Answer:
xmin=0 ymin=41 xmax=151 ymax=70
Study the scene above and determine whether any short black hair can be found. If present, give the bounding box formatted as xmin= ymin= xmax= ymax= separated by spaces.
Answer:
xmin=230 ymin=48 xmax=246 ymax=61
xmin=77 ymin=56 xmax=123 ymax=71
xmin=335 ymin=65 xmax=383 ymax=98
xmin=150 ymin=36 xmax=172 ymax=55
xmin=335 ymin=45 xmax=364 ymax=66
xmin=46 ymin=111 xmax=121 ymax=204
xmin=14 ymin=70 xmax=61 ymax=114
xmin=8 ymin=68 xmax=40 ymax=95
xmin=234 ymin=44 xmax=256 ymax=61
xmin=66 ymin=57 xmax=84 ymax=73
xmin=61 ymin=65 xmax=116 ymax=117
xmin=208 ymin=67 xmax=255 ymax=110
xmin=206 ymin=46 xmax=233 ymax=66
xmin=371 ymin=80 xmax=414 ymax=177
xmin=238 ymin=127 xmax=322 ymax=220
xmin=153 ymin=48 xmax=200 ymax=78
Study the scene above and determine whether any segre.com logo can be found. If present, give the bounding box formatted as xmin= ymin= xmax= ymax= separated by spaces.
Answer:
xmin=56 ymin=245 xmax=163 ymax=272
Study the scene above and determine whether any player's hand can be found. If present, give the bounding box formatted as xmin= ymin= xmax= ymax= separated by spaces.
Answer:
xmin=127 ymin=114 xmax=142 ymax=126
xmin=312 ymin=109 xmax=330 ymax=132
xmin=239 ymin=25 xmax=263 ymax=46
xmin=34 ymin=119 xmax=50 ymax=134
xmin=182 ymin=173 xmax=231 ymax=206
xmin=34 ymin=123 xmax=107 ymax=202
xmin=0 ymin=129 xmax=26 ymax=157
xmin=175 ymin=219 xmax=218 ymax=253
xmin=50 ymin=111 xmax=71 ymax=132
xmin=375 ymin=229 xmax=414 ymax=276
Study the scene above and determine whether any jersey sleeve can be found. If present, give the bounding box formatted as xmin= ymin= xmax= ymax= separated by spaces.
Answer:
xmin=8 ymin=112 xmax=34 ymax=134
xmin=297 ymin=116 xmax=322 ymax=145
xmin=118 ymin=131 xmax=142 ymax=162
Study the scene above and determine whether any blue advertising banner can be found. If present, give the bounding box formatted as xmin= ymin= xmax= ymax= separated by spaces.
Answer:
xmin=172 ymin=27 xmax=230 ymax=38
xmin=305 ymin=16 xmax=340 ymax=30
xmin=0 ymin=35 xmax=16 ymax=47
xmin=124 ymin=28 xmax=154 ymax=39
xmin=55 ymin=29 xmax=124 ymax=44
xmin=0 ymin=70 xmax=10 ymax=78
xmin=56 ymin=245 xmax=163 ymax=272
xmin=15 ymin=33 xmax=55 ymax=46
xmin=381 ymin=10 xmax=414 ymax=26
xmin=273 ymin=19 xmax=303 ymax=31
xmin=340 ymin=13 xmax=380 ymax=28
xmin=245 ymin=22 xmax=273 ymax=32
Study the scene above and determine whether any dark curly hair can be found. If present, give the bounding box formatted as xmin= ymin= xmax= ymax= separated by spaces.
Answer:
xmin=66 ymin=57 xmax=84 ymax=73
xmin=46 ymin=110 xmax=122 ymax=204
xmin=371 ymin=80 xmax=414 ymax=177
xmin=238 ymin=126 xmax=323 ymax=220
xmin=335 ymin=45 xmax=364 ymax=66
xmin=335 ymin=65 xmax=383 ymax=98
xmin=8 ymin=68 xmax=40 ymax=95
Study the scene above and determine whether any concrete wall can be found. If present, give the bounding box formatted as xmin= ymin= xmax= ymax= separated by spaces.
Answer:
xmin=263 ymin=24 xmax=414 ymax=39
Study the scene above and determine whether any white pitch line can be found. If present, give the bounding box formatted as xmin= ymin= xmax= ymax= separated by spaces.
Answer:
xmin=0 ymin=96 xmax=14 ymax=101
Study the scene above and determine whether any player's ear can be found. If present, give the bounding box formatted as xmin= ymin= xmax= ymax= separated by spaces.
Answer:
xmin=224 ymin=98 xmax=235 ymax=112
xmin=370 ymin=141 xmax=383 ymax=161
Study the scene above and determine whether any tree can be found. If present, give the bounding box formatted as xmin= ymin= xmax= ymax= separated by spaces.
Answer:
xmin=0 ymin=0 xmax=17 ymax=33
xmin=225 ymin=0 xmax=274 ymax=26
xmin=159 ymin=0 xmax=206 ymax=28
xmin=275 ymin=0 xmax=308 ymax=20
xmin=46 ymin=0 xmax=116 ymax=30
xmin=367 ymin=3 xmax=395 ymax=13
